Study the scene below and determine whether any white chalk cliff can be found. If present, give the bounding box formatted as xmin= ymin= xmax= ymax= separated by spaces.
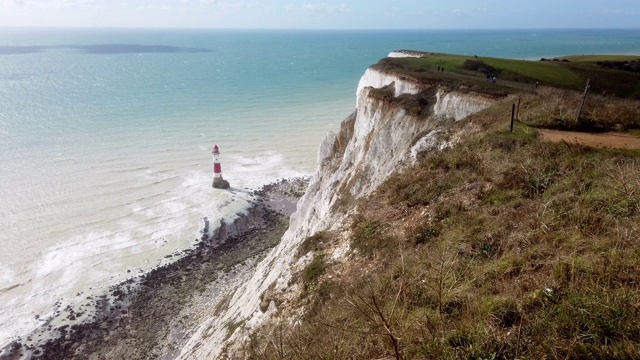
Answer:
xmin=388 ymin=50 xmax=426 ymax=58
xmin=177 ymin=58 xmax=496 ymax=359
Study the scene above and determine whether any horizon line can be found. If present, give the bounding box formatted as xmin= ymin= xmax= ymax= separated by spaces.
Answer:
xmin=1 ymin=26 xmax=640 ymax=31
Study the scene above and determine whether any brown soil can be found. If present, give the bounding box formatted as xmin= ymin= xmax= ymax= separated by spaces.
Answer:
xmin=538 ymin=129 xmax=640 ymax=149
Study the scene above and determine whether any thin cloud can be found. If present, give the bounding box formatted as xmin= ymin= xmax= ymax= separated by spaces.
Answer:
xmin=176 ymin=0 xmax=249 ymax=8
xmin=302 ymin=3 xmax=350 ymax=14
xmin=448 ymin=8 xmax=470 ymax=17
xmin=599 ymin=8 xmax=629 ymax=15
xmin=219 ymin=1 xmax=250 ymax=11
xmin=394 ymin=6 xmax=486 ymax=18
xmin=12 ymin=0 xmax=96 ymax=8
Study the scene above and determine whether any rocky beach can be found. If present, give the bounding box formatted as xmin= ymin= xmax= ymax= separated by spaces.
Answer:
xmin=0 ymin=178 xmax=308 ymax=360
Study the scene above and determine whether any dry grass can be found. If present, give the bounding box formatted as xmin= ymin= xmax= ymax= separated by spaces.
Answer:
xmin=521 ymin=87 xmax=640 ymax=131
xmin=244 ymin=87 xmax=640 ymax=360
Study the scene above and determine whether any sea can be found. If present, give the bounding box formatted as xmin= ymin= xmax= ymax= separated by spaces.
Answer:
xmin=1 ymin=28 xmax=639 ymax=347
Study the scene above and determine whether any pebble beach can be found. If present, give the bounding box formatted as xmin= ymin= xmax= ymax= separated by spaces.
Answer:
xmin=0 ymin=178 xmax=308 ymax=360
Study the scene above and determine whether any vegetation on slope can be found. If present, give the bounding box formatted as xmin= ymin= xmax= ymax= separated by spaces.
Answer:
xmin=243 ymin=58 xmax=640 ymax=360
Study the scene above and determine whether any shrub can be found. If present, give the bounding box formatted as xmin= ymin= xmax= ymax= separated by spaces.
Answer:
xmin=412 ymin=224 xmax=441 ymax=245
xmin=482 ymin=296 xmax=521 ymax=328
xmin=302 ymin=254 xmax=327 ymax=292
xmin=350 ymin=218 xmax=389 ymax=255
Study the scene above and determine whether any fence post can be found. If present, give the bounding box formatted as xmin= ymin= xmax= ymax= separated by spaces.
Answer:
xmin=510 ymin=103 xmax=516 ymax=132
xmin=576 ymin=78 xmax=590 ymax=122
xmin=516 ymin=97 xmax=521 ymax=120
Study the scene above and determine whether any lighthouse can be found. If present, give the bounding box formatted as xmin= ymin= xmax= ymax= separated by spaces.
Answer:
xmin=212 ymin=145 xmax=230 ymax=189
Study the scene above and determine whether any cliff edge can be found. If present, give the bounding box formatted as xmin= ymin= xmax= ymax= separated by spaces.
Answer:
xmin=177 ymin=56 xmax=498 ymax=359
xmin=236 ymin=52 xmax=640 ymax=359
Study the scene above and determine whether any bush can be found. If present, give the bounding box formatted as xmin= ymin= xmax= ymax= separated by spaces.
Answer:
xmin=482 ymin=296 xmax=521 ymax=328
xmin=302 ymin=254 xmax=327 ymax=292
xmin=350 ymin=218 xmax=389 ymax=255
xmin=412 ymin=224 xmax=441 ymax=245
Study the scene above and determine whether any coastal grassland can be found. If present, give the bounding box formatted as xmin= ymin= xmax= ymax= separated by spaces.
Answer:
xmin=375 ymin=52 xmax=640 ymax=98
xmin=245 ymin=89 xmax=640 ymax=359
xmin=561 ymin=55 xmax=640 ymax=62
xmin=519 ymin=87 xmax=640 ymax=131
xmin=397 ymin=53 xmax=582 ymax=88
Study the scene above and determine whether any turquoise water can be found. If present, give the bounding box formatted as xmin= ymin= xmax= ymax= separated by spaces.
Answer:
xmin=1 ymin=28 xmax=639 ymax=347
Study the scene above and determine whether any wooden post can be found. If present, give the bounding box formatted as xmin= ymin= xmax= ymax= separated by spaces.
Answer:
xmin=576 ymin=78 xmax=590 ymax=122
xmin=510 ymin=103 xmax=515 ymax=132
xmin=516 ymin=97 xmax=521 ymax=120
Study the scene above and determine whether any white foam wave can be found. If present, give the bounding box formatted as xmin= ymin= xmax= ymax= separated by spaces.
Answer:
xmin=0 ymin=160 xmax=263 ymax=347
xmin=226 ymin=152 xmax=308 ymax=189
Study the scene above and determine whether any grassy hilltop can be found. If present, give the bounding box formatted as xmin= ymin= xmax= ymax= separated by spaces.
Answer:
xmin=375 ymin=51 xmax=640 ymax=99
xmin=245 ymin=53 xmax=640 ymax=359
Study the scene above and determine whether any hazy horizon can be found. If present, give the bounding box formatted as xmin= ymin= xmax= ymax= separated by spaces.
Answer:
xmin=2 ymin=26 xmax=640 ymax=30
xmin=1 ymin=1 xmax=638 ymax=30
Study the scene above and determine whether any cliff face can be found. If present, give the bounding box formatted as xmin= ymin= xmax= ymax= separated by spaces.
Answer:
xmin=177 ymin=64 xmax=496 ymax=359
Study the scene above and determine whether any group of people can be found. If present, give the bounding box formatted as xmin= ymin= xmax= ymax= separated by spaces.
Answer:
xmin=436 ymin=66 xmax=445 ymax=72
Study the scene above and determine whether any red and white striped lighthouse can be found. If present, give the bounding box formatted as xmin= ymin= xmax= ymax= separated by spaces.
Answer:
xmin=212 ymin=144 xmax=230 ymax=189
xmin=212 ymin=145 xmax=222 ymax=178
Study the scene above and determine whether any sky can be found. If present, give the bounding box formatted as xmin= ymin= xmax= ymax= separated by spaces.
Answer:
xmin=0 ymin=0 xmax=638 ymax=29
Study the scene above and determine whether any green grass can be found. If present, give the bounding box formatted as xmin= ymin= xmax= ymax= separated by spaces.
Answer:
xmin=479 ymin=56 xmax=584 ymax=87
xmin=384 ymin=52 xmax=582 ymax=87
xmin=397 ymin=53 xmax=467 ymax=73
xmin=373 ymin=51 xmax=640 ymax=98
xmin=560 ymin=54 xmax=640 ymax=62
xmin=350 ymin=217 xmax=390 ymax=255
xmin=302 ymin=254 xmax=328 ymax=292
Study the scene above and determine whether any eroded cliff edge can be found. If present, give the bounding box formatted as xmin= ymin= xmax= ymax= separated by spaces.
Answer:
xmin=178 ymin=56 xmax=500 ymax=359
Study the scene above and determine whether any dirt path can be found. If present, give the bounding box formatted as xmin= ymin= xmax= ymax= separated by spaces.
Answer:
xmin=538 ymin=129 xmax=640 ymax=149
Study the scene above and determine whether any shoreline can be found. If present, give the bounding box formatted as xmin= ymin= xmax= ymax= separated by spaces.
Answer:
xmin=0 ymin=177 xmax=308 ymax=360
